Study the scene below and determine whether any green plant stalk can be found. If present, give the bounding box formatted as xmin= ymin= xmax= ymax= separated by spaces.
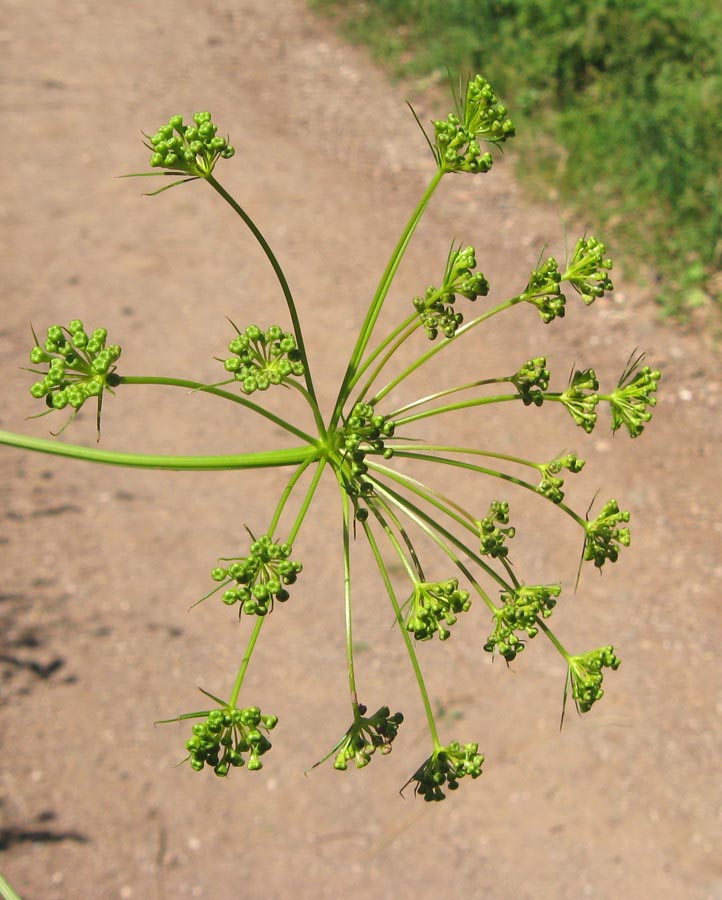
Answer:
xmin=341 ymin=489 xmax=360 ymax=715
xmin=369 ymin=459 xmax=478 ymax=528
xmin=372 ymin=488 xmax=496 ymax=614
xmin=370 ymin=471 xmax=507 ymax=605
xmin=394 ymin=393 xmax=518 ymax=427
xmin=228 ymin=615 xmax=265 ymax=709
xmin=0 ymin=873 xmax=23 ymax=900
xmin=351 ymin=314 xmax=421 ymax=405
xmin=370 ymin=489 xmax=426 ymax=581
xmin=119 ymin=375 xmax=316 ymax=444
xmin=387 ymin=443 xmax=544 ymax=475
xmin=536 ymin=617 xmax=571 ymax=662
xmin=368 ymin=475 xmax=511 ymax=592
xmin=387 ymin=378 xmax=510 ymax=418
xmin=287 ymin=457 xmax=327 ymax=544
xmin=372 ymin=501 xmax=423 ymax=585
xmin=205 ymin=174 xmax=319 ymax=409
xmin=362 ymin=514 xmax=441 ymax=749
xmin=287 ymin=380 xmax=328 ymax=439
xmin=0 ymin=429 xmax=316 ymax=471
xmin=371 ymin=296 xmax=522 ymax=405
xmin=226 ymin=458 xmax=327 ymax=709
xmin=268 ymin=456 xmax=317 ymax=537
xmin=331 ymin=167 xmax=445 ymax=426
xmin=389 ymin=449 xmax=584 ymax=527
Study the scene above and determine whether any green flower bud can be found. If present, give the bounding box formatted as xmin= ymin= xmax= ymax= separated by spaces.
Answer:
xmin=27 ymin=321 xmax=122 ymax=436
xmin=434 ymin=74 xmax=514 ymax=174
xmin=562 ymin=236 xmax=613 ymax=306
xmin=510 ymin=356 xmax=550 ymax=406
xmin=173 ymin=702 xmax=278 ymax=778
xmin=404 ymin=741 xmax=484 ymax=801
xmin=145 ymin=112 xmax=234 ymax=180
xmin=560 ymin=369 xmax=600 ymax=432
xmin=221 ymin=323 xmax=305 ymax=395
xmin=608 ymin=352 xmax=661 ymax=438
xmin=484 ymin=583 xmax=561 ymax=661
xmin=413 ymin=244 xmax=489 ymax=340
xmin=583 ymin=499 xmax=630 ymax=569
xmin=205 ymin=533 xmax=302 ymax=615
xmin=536 ymin=452 xmax=585 ymax=503
xmin=521 ymin=257 xmax=566 ymax=323
xmin=405 ymin=578 xmax=471 ymax=641
xmin=566 ymin=646 xmax=621 ymax=714
xmin=314 ymin=705 xmax=404 ymax=773
xmin=476 ymin=501 xmax=515 ymax=558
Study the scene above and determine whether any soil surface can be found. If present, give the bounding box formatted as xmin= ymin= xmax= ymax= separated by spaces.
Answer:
xmin=1 ymin=2 xmax=721 ymax=899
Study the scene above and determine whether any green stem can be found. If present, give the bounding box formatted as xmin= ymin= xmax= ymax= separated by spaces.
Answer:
xmin=387 ymin=378 xmax=509 ymax=419
xmin=371 ymin=296 xmax=522 ymax=405
xmin=341 ymin=489 xmax=360 ymax=714
xmin=268 ymin=455 xmax=317 ymax=536
xmin=288 ymin=380 xmax=327 ymax=439
xmin=536 ymin=618 xmax=571 ymax=661
xmin=361 ymin=513 xmax=440 ymax=748
xmin=350 ymin=314 xmax=420 ymax=404
xmin=387 ymin=443 xmax=542 ymax=474
xmin=225 ymin=457 xmax=326 ymax=712
xmin=389 ymin=449 xmax=585 ymax=527
xmin=331 ymin=168 xmax=444 ymax=427
xmin=394 ymin=393 xmax=518 ymax=427
xmin=372 ymin=488 xmax=496 ymax=615
xmin=0 ymin=875 xmax=23 ymax=900
xmin=119 ymin=375 xmax=316 ymax=444
xmin=369 ymin=459 xmax=477 ymax=529
xmin=205 ymin=174 xmax=319 ymax=408
xmin=368 ymin=473 xmax=511 ymax=592
xmin=287 ymin=457 xmax=327 ymax=544
xmin=0 ymin=429 xmax=317 ymax=471
xmin=228 ymin=616 xmax=265 ymax=709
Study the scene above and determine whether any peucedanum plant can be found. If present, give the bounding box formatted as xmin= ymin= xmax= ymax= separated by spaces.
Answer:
xmin=0 ymin=77 xmax=660 ymax=800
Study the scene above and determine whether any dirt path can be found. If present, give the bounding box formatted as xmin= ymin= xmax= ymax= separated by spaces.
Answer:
xmin=1 ymin=2 xmax=721 ymax=898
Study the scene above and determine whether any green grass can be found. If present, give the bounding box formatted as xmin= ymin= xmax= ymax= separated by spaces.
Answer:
xmin=311 ymin=0 xmax=722 ymax=319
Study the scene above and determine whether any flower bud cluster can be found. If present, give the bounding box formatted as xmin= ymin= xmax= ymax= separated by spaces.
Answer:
xmin=563 ymin=236 xmax=613 ymax=306
xmin=584 ymin=499 xmax=631 ymax=569
xmin=222 ymin=324 xmax=305 ymax=394
xmin=185 ymin=705 xmax=278 ymax=776
xmin=148 ymin=112 xmax=234 ymax=177
xmin=331 ymin=705 xmax=404 ymax=770
xmin=522 ymin=257 xmax=566 ymax=323
xmin=434 ymin=75 xmax=515 ymax=173
xmin=536 ymin=452 xmax=585 ymax=504
xmin=510 ymin=356 xmax=550 ymax=406
xmin=211 ymin=535 xmax=302 ymax=615
xmin=413 ymin=245 xmax=489 ymax=340
xmin=560 ymin=369 xmax=600 ymax=433
xmin=484 ymin=583 xmax=561 ymax=661
xmin=341 ymin=402 xmax=395 ymax=478
xmin=477 ymin=501 xmax=515 ymax=558
xmin=405 ymin=579 xmax=471 ymax=641
xmin=29 ymin=321 xmax=121 ymax=414
xmin=567 ymin=646 xmax=621 ymax=713
xmin=406 ymin=742 xmax=484 ymax=801
xmin=609 ymin=355 xmax=661 ymax=438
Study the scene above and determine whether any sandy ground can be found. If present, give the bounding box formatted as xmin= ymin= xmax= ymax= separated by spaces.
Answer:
xmin=1 ymin=2 xmax=721 ymax=899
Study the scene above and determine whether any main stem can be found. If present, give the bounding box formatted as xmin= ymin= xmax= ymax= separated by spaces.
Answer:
xmin=0 ymin=429 xmax=317 ymax=471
